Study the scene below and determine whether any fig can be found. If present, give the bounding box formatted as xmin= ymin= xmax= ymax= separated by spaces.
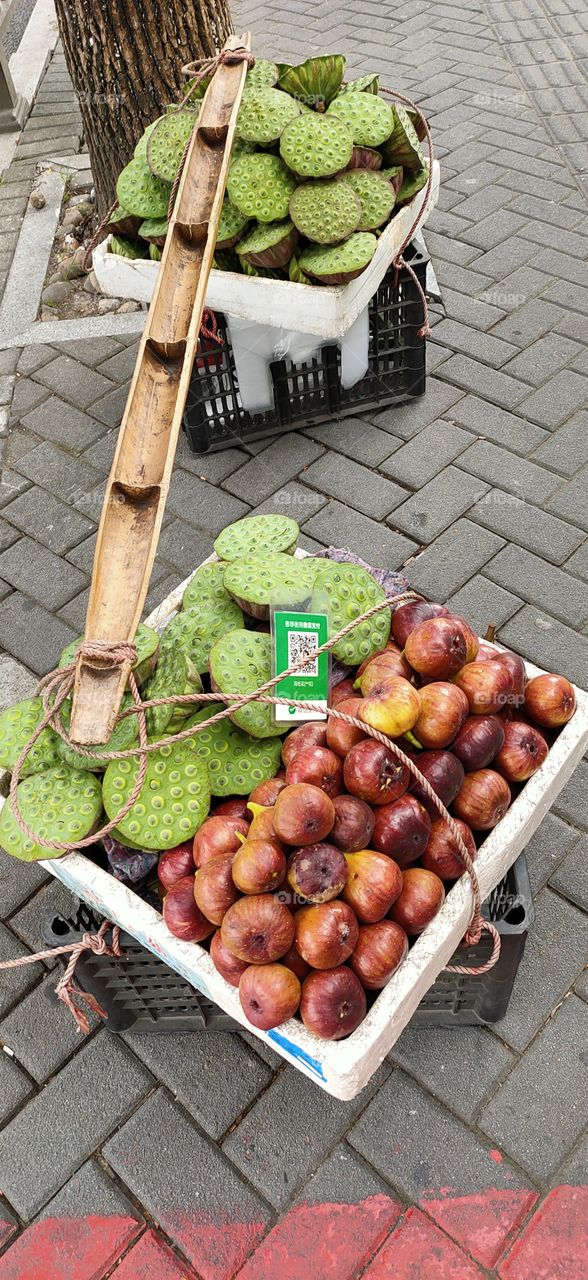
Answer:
xmin=285 ymin=745 xmax=344 ymax=797
xmin=331 ymin=794 xmax=375 ymax=852
xmin=350 ymin=921 xmax=408 ymax=988
xmin=294 ymin=901 xmax=359 ymax=969
xmin=287 ymin=842 xmax=348 ymax=903
xmin=239 ymin=963 xmax=301 ymax=1030
xmin=273 ymin=783 xmax=335 ymax=845
xmin=342 ymin=850 xmax=403 ymax=923
xmin=163 ymin=876 xmax=214 ymax=942
xmin=300 ymin=967 xmax=367 ymax=1039
xmin=193 ymin=854 xmax=239 ymax=925
xmin=221 ymin=895 xmax=295 ymax=963
xmin=232 ymin=838 xmax=287 ymax=894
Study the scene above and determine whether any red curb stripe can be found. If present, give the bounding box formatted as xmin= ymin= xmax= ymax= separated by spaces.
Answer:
xmin=498 ymin=1186 xmax=588 ymax=1280
xmin=164 ymin=1212 xmax=267 ymax=1280
xmin=234 ymin=1194 xmax=403 ymax=1280
xmin=110 ymin=1228 xmax=198 ymax=1278
xmin=361 ymin=1206 xmax=487 ymax=1278
xmin=420 ymin=1188 xmax=538 ymax=1269
xmin=0 ymin=1215 xmax=141 ymax=1280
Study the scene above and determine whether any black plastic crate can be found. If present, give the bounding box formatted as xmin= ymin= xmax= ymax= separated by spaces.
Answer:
xmin=414 ymin=853 xmax=534 ymax=1026
xmin=43 ymin=854 xmax=532 ymax=1035
xmin=183 ymin=244 xmax=428 ymax=454
xmin=42 ymin=903 xmax=239 ymax=1034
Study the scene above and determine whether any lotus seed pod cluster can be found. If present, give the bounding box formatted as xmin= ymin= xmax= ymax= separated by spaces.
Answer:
xmin=108 ymin=54 xmax=430 ymax=282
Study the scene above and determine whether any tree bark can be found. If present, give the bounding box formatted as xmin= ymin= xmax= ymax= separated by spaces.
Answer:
xmin=54 ymin=0 xmax=234 ymax=215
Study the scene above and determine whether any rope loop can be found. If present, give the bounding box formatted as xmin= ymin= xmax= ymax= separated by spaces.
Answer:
xmin=378 ymin=86 xmax=435 ymax=339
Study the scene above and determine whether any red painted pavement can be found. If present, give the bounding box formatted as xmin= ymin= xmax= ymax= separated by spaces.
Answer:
xmin=110 ymin=1228 xmax=198 ymax=1278
xmin=0 ymin=1186 xmax=586 ymax=1279
xmin=361 ymin=1206 xmax=487 ymax=1278
xmin=234 ymin=1194 xmax=402 ymax=1279
xmin=420 ymin=1188 xmax=538 ymax=1269
xmin=499 ymin=1186 xmax=588 ymax=1280
xmin=0 ymin=1214 xmax=141 ymax=1280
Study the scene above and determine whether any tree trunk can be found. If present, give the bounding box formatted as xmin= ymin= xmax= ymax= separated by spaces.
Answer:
xmin=54 ymin=0 xmax=234 ymax=215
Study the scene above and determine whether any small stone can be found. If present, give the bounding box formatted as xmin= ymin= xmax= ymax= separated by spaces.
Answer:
xmin=97 ymin=296 xmax=120 ymax=313
xmin=41 ymin=282 xmax=71 ymax=306
xmin=83 ymin=271 xmax=99 ymax=294
xmin=117 ymin=300 xmax=141 ymax=313
xmin=62 ymin=207 xmax=83 ymax=229
xmin=30 ymin=190 xmax=46 ymax=210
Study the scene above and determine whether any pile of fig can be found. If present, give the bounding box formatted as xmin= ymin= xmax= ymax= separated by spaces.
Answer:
xmin=157 ymin=600 xmax=577 ymax=1041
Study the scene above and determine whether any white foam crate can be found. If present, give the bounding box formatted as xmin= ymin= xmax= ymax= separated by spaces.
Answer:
xmin=93 ymin=162 xmax=440 ymax=339
xmin=2 ymin=553 xmax=586 ymax=1099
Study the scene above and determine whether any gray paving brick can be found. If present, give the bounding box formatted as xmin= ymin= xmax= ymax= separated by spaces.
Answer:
xmin=480 ymin=995 xmax=588 ymax=1184
xmin=438 ymin=354 xmax=529 ymax=409
xmin=33 ymin=356 xmax=114 ymax=410
xmin=547 ymin=467 xmax=588 ymax=529
xmin=79 ymin=428 xmax=117 ymax=473
xmin=349 ymin=1069 xmax=528 ymax=1201
xmin=87 ymin=381 xmax=129 ymax=428
xmin=248 ymin=481 xmax=327 ymax=523
xmin=20 ymin=396 xmax=104 ymax=451
xmin=490 ymin=299 xmax=567 ymax=347
xmin=449 ymin=395 xmax=550 ymax=455
xmin=302 ymin=500 xmax=418 ymax=566
xmin=530 ymin=412 xmax=588 ymax=476
xmin=379 ymin=420 xmax=473 ymax=487
xmin=174 ymin=439 xmax=248 ymax=482
xmin=0 ymin=971 xmax=99 ymax=1083
xmin=304 ymin=417 xmax=401 ymax=467
xmin=65 ymin=531 xmax=97 ymax=574
xmin=0 ymin=922 xmax=43 ymax=1017
xmin=435 ymin=259 xmax=502 ymax=301
xmin=471 ymin=236 xmax=540 ymax=280
xmin=498 ymin=604 xmax=588 ymax=687
xmin=0 ymin=537 xmax=86 ymax=610
xmin=549 ymin=834 xmax=588 ymax=911
xmin=122 ymin=1029 xmax=272 ymax=1140
xmin=525 ymin=813 xmax=581 ymax=895
xmin=458 ymin=440 xmax=560 ymax=503
xmin=2 ymin=485 xmax=94 ymax=555
xmin=223 ymin=1062 xmax=388 ymax=1209
xmin=0 ymin=1033 xmax=152 ymax=1219
xmin=462 ymin=209 xmax=528 ymax=250
xmin=554 ymin=761 xmax=588 ymax=831
xmin=545 ymin=277 xmax=588 ymax=318
xmin=14 ymin=441 xmax=101 ymax=502
xmin=104 ymin=1089 xmax=271 ymax=1272
xmin=390 ymin=1025 xmax=515 ymax=1123
xmin=391 ymin=466 xmax=488 ymax=543
xmin=564 ymin=540 xmax=588 ymax=583
xmin=556 ymin=1132 xmax=588 ymax=1185
xmin=447 ymin=573 xmax=521 ymax=633
xmin=0 ymin=593 xmax=76 ymax=676
xmin=517 ymin=370 xmax=588 ymax=429
xmin=471 ymin=489 xmax=583 ymax=564
xmin=0 ymin=846 xmax=50 ymax=920
xmin=94 ymin=342 xmax=139 ymax=381
xmin=405 ymin=518 xmax=505 ymax=599
xmin=502 ymin=333 xmax=584 ymax=387
xmin=156 ymin=520 xmax=214 ymax=575
xmin=450 ymin=185 xmax=512 ymax=221
xmin=10 ymin=378 xmax=49 ymax=421
xmin=222 ymin=432 xmax=324 ymax=504
xmin=428 ymin=318 xmax=518 ymax=367
xmin=301 ymin=453 xmax=407 ymax=518
xmin=0 ymin=470 xmax=30 ymax=509
xmin=484 ymin=543 xmax=588 ymax=627
xmin=159 ymin=468 xmax=249 ymax=535
xmin=370 ymin=378 xmax=464 ymax=441
xmin=144 ymin=570 xmax=183 ymax=616
xmin=36 ymin=1156 xmax=143 ymax=1227
xmin=0 ymin=1053 xmax=33 ymax=1125
xmin=296 ymin=1144 xmax=397 ymax=1212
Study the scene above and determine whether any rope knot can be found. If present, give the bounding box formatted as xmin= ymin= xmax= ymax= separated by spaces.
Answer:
xmin=77 ymin=640 xmax=137 ymax=669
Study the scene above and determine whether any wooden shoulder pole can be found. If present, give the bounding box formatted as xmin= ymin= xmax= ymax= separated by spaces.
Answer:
xmin=69 ymin=34 xmax=251 ymax=745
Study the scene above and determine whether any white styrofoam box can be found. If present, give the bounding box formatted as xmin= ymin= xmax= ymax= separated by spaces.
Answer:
xmin=2 ymin=546 xmax=586 ymax=1099
xmin=92 ymin=161 xmax=440 ymax=339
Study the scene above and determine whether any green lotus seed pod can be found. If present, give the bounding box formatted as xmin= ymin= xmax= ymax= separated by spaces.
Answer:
xmin=396 ymin=164 xmax=429 ymax=204
xmin=223 ymin=552 xmax=316 ymax=619
xmin=236 ymin=87 xmax=301 ymax=145
xmin=150 ymin=243 xmax=162 ymax=261
xmin=209 ymin=630 xmax=285 ymax=739
xmin=214 ymin=514 xmax=299 ymax=560
xmin=139 ymin=216 xmax=168 ymax=246
xmin=187 ymin=713 xmax=283 ymax=796
xmin=57 ymin=694 xmax=139 ymax=773
xmin=246 ymin=59 xmax=280 ymax=89
xmin=0 ymin=764 xmax=104 ymax=861
xmin=110 ymin=235 xmax=145 ymax=260
xmin=143 ymin=645 xmax=202 ymax=738
xmin=146 ymin=110 xmax=199 ymax=183
xmin=107 ymin=205 xmax=142 ymax=238
xmin=278 ymin=55 xmax=346 ymax=108
xmin=339 ymin=73 xmax=380 ymax=95
xmin=134 ymin=119 xmax=164 ymax=164
xmin=217 ymin=197 xmax=250 ymax=249
xmin=237 ymin=219 xmax=298 ymax=269
xmin=227 ymin=153 xmax=296 ymax=223
xmin=116 ymin=158 xmax=170 ymax=219
xmin=327 ymin=93 xmax=394 ymax=147
xmin=341 ymin=170 xmax=395 ymax=230
xmin=0 ymin=698 xmax=62 ymax=778
xmin=299 ymin=233 xmax=377 ymax=285
xmin=280 ymin=113 xmax=354 ymax=179
xmin=379 ymin=105 xmax=423 ymax=171
xmin=311 ymin=561 xmax=391 ymax=664
xmin=103 ymin=739 xmax=210 ymax=850
xmin=290 ymin=179 xmax=361 ymax=245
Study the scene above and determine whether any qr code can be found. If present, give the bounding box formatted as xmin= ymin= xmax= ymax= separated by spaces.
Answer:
xmin=288 ymin=630 xmax=319 ymax=675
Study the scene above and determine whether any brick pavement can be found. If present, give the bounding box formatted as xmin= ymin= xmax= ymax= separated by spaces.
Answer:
xmin=0 ymin=1 xmax=587 ymax=1275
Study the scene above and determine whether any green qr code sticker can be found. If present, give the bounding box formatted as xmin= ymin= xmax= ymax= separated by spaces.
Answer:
xmin=273 ymin=610 xmax=329 ymax=723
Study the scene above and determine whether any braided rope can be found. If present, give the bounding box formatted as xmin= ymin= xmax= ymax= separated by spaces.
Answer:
xmin=0 ymin=921 xmax=122 ymax=1034
xmin=379 ymin=86 xmax=435 ymax=338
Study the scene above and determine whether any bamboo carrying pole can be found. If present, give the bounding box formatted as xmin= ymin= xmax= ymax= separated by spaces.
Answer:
xmin=69 ymin=34 xmax=251 ymax=746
